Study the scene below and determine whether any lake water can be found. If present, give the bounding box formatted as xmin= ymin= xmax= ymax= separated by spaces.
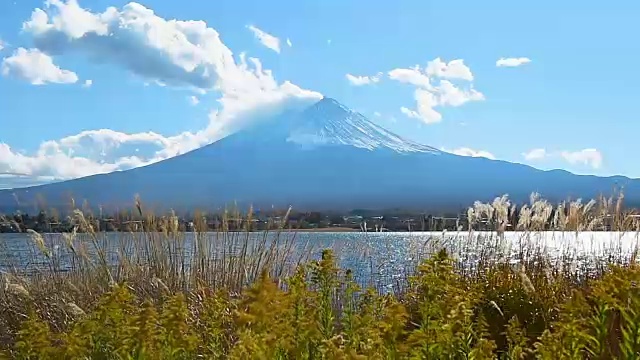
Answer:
xmin=1 ymin=231 xmax=639 ymax=288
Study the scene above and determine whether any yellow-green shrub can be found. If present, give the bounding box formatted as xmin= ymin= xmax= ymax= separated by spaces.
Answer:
xmin=4 ymin=249 xmax=640 ymax=359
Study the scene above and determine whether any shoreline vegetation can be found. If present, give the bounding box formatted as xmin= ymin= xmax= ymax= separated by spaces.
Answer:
xmin=281 ymin=227 xmax=359 ymax=232
xmin=2 ymin=193 xmax=640 ymax=358
xmin=4 ymin=192 xmax=635 ymax=234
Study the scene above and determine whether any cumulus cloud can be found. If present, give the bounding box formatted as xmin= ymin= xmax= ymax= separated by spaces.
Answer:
xmin=425 ymin=58 xmax=474 ymax=81
xmin=189 ymin=95 xmax=199 ymax=105
xmin=438 ymin=80 xmax=484 ymax=107
xmin=0 ymin=0 xmax=321 ymax=188
xmin=522 ymin=147 xmax=603 ymax=169
xmin=23 ymin=0 xmax=311 ymax=95
xmin=388 ymin=66 xmax=432 ymax=88
xmin=23 ymin=0 xmax=321 ymax=118
xmin=0 ymin=128 xmax=204 ymax=181
xmin=389 ymin=58 xmax=483 ymax=124
xmin=561 ymin=149 xmax=603 ymax=169
xmin=496 ymin=57 xmax=532 ymax=67
xmin=400 ymin=89 xmax=442 ymax=123
xmin=0 ymin=39 xmax=5 ymax=51
xmin=286 ymin=38 xmax=292 ymax=47
xmin=522 ymin=148 xmax=547 ymax=161
xmin=345 ymin=72 xmax=382 ymax=86
xmin=1 ymin=47 xmax=78 ymax=85
xmin=246 ymin=25 xmax=281 ymax=53
xmin=0 ymin=141 xmax=143 ymax=183
xmin=82 ymin=79 xmax=92 ymax=87
xmin=442 ymin=147 xmax=496 ymax=160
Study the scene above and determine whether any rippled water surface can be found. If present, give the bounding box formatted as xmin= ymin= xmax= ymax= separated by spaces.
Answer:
xmin=1 ymin=231 xmax=639 ymax=288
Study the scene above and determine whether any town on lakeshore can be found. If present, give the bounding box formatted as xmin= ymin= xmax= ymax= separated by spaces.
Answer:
xmin=1 ymin=204 xmax=633 ymax=233
xmin=0 ymin=208 xmax=467 ymax=233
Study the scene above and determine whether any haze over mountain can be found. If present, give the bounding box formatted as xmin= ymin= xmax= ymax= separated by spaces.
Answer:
xmin=0 ymin=98 xmax=637 ymax=214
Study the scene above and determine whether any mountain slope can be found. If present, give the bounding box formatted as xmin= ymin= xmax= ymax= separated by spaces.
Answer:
xmin=1 ymin=98 xmax=638 ymax=213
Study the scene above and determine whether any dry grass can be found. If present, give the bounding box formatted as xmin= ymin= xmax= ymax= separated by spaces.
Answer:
xmin=1 ymin=192 xmax=640 ymax=358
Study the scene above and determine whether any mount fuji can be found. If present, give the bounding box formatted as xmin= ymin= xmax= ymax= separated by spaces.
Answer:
xmin=1 ymin=97 xmax=639 ymax=213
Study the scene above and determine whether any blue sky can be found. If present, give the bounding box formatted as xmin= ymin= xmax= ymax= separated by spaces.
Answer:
xmin=0 ymin=0 xmax=638 ymax=189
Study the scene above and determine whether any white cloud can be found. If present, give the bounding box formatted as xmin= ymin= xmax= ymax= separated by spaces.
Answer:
xmin=0 ymin=39 xmax=5 ymax=51
xmin=246 ymin=25 xmax=281 ymax=53
xmin=0 ymin=0 xmax=321 ymax=188
xmin=286 ymin=38 xmax=292 ymax=47
xmin=522 ymin=147 xmax=603 ymax=169
xmin=373 ymin=111 xmax=381 ymax=117
xmin=189 ymin=95 xmax=199 ymax=105
xmin=400 ymin=107 xmax=417 ymax=118
xmin=561 ymin=149 xmax=603 ymax=169
xmin=437 ymin=80 xmax=484 ymax=107
xmin=1 ymin=47 xmax=78 ymax=85
xmin=0 ymin=142 xmax=143 ymax=183
xmin=496 ymin=57 xmax=532 ymax=67
xmin=23 ymin=0 xmax=308 ymax=94
xmin=425 ymin=58 xmax=474 ymax=81
xmin=23 ymin=0 xmax=320 ymax=125
xmin=345 ymin=72 xmax=382 ymax=86
xmin=390 ymin=58 xmax=483 ymax=124
xmin=522 ymin=148 xmax=547 ymax=161
xmin=0 ymin=128 xmax=216 ymax=186
xmin=82 ymin=79 xmax=92 ymax=87
xmin=388 ymin=66 xmax=432 ymax=88
xmin=400 ymin=89 xmax=441 ymax=123
xmin=442 ymin=147 xmax=496 ymax=160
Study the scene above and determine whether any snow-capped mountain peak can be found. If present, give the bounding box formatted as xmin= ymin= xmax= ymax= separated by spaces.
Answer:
xmin=284 ymin=97 xmax=440 ymax=153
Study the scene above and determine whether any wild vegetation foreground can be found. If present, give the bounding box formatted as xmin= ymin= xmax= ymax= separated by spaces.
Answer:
xmin=1 ymin=193 xmax=640 ymax=359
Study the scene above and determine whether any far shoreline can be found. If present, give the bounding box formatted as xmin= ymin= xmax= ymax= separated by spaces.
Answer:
xmin=280 ymin=227 xmax=360 ymax=232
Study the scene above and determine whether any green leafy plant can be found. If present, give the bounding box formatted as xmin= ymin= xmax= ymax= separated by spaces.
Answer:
xmin=2 ymin=192 xmax=640 ymax=358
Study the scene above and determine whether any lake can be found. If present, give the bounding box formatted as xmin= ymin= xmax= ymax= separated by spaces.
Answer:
xmin=1 ymin=231 xmax=639 ymax=289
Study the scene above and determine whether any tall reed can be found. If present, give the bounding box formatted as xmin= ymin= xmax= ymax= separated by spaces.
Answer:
xmin=1 ymin=192 xmax=639 ymax=358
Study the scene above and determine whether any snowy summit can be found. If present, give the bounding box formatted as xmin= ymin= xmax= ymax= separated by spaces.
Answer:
xmin=285 ymin=98 xmax=440 ymax=153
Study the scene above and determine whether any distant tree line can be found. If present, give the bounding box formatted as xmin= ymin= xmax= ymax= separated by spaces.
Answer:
xmin=1 ymin=200 xmax=632 ymax=233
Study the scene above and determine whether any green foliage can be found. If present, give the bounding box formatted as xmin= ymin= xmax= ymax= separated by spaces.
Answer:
xmin=4 ymin=218 xmax=640 ymax=360
xmin=3 ymin=249 xmax=638 ymax=359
